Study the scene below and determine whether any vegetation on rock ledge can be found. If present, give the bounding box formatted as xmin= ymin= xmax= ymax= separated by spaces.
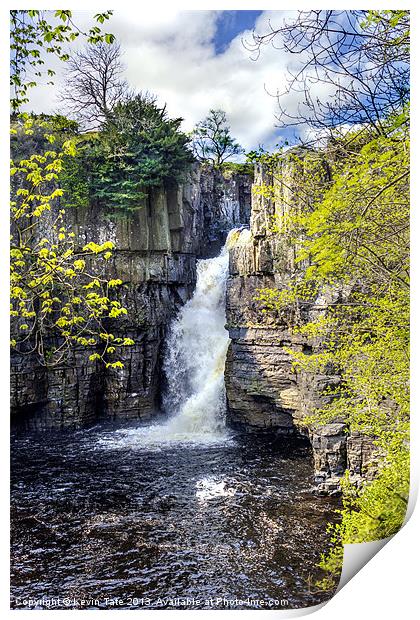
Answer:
xmin=252 ymin=9 xmax=410 ymax=589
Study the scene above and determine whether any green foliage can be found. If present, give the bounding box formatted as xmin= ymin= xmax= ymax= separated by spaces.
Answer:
xmin=60 ymin=146 xmax=91 ymax=209
xmin=362 ymin=10 xmax=410 ymax=52
xmin=11 ymin=113 xmax=91 ymax=211
xmin=10 ymin=10 xmax=114 ymax=111
xmin=251 ymin=13 xmax=410 ymax=584
xmin=10 ymin=12 xmax=133 ymax=368
xmin=191 ymin=109 xmax=244 ymax=167
xmin=77 ymin=95 xmax=194 ymax=215
xmin=10 ymin=117 xmax=132 ymax=367
xmin=294 ymin=120 xmax=409 ymax=288
xmin=255 ymin=108 xmax=409 ymax=585
xmin=12 ymin=103 xmax=194 ymax=218
xmin=318 ymin=447 xmax=409 ymax=587
xmin=10 ymin=113 xmax=79 ymax=159
xmin=246 ymin=142 xmax=291 ymax=169
xmin=219 ymin=161 xmax=254 ymax=178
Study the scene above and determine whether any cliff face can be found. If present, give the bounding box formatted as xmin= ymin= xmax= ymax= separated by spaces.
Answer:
xmin=199 ymin=168 xmax=252 ymax=256
xmin=11 ymin=153 xmax=374 ymax=495
xmin=11 ymin=165 xmax=252 ymax=430
xmin=225 ymin=158 xmax=376 ymax=494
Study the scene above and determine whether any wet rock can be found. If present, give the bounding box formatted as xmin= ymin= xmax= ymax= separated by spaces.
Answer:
xmin=310 ymin=424 xmax=347 ymax=493
xmin=346 ymin=431 xmax=378 ymax=485
xmin=199 ymin=168 xmax=252 ymax=257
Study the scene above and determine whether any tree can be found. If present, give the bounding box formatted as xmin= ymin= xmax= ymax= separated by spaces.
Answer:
xmin=10 ymin=11 xmax=132 ymax=368
xmin=250 ymin=10 xmax=409 ymax=590
xmin=83 ymin=94 xmax=193 ymax=215
xmin=246 ymin=10 xmax=409 ymax=146
xmin=10 ymin=10 xmax=115 ymax=112
xmin=10 ymin=118 xmax=132 ymax=367
xmin=60 ymin=42 xmax=131 ymax=129
xmin=191 ymin=109 xmax=244 ymax=166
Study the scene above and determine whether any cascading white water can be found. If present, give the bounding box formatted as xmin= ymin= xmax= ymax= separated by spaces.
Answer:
xmin=103 ymin=230 xmax=247 ymax=449
xmin=162 ymin=246 xmax=230 ymax=436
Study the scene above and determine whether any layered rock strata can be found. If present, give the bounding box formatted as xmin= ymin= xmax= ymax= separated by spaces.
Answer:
xmin=225 ymin=156 xmax=376 ymax=494
xmin=11 ymin=166 xmax=252 ymax=430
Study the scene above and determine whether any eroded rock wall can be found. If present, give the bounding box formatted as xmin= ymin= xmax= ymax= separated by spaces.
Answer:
xmin=199 ymin=168 xmax=252 ymax=257
xmin=225 ymin=156 xmax=376 ymax=494
xmin=11 ymin=165 xmax=252 ymax=430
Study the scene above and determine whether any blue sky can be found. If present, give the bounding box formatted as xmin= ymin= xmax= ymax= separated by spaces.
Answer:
xmin=214 ymin=11 xmax=263 ymax=54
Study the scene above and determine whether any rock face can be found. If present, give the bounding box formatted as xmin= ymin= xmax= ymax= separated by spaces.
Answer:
xmin=225 ymin=157 xmax=376 ymax=494
xmin=199 ymin=167 xmax=252 ymax=256
xmin=10 ymin=165 xmax=252 ymax=430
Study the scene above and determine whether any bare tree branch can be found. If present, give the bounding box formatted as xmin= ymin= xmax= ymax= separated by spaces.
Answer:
xmin=59 ymin=42 xmax=132 ymax=130
xmin=244 ymin=10 xmax=410 ymax=148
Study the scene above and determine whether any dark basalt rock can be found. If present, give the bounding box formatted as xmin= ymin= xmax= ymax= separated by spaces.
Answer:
xmin=10 ymin=165 xmax=252 ymax=430
xmin=224 ymin=158 xmax=376 ymax=494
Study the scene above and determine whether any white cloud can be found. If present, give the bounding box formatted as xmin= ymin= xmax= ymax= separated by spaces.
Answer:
xmin=22 ymin=10 xmax=332 ymax=152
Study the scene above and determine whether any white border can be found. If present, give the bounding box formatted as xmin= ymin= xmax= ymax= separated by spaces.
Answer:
xmin=2 ymin=2 xmax=419 ymax=618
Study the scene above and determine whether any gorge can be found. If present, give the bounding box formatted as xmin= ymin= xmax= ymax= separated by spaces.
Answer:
xmin=11 ymin=157 xmax=367 ymax=609
xmin=10 ymin=10 xmax=410 ymax=612
xmin=11 ymin=157 xmax=374 ymax=496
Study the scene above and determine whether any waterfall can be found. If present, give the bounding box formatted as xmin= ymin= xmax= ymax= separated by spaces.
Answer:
xmin=162 ymin=247 xmax=230 ymax=435
xmin=105 ymin=231 xmax=244 ymax=449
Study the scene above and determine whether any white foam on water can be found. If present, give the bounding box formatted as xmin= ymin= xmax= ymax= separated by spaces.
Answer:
xmin=195 ymin=476 xmax=237 ymax=502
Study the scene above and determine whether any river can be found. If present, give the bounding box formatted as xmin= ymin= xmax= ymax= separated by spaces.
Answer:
xmin=11 ymin=426 xmax=340 ymax=610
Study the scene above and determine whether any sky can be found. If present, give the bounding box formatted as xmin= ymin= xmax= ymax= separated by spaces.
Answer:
xmin=213 ymin=11 xmax=263 ymax=54
xmin=24 ymin=10 xmax=315 ymax=153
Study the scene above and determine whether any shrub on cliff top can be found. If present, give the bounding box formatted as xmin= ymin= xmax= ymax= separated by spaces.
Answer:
xmin=82 ymin=94 xmax=194 ymax=215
